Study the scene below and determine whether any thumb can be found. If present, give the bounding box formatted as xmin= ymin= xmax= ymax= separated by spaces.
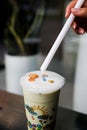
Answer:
xmin=71 ymin=8 xmax=87 ymax=18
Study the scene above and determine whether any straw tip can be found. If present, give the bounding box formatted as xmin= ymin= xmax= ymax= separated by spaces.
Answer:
xmin=40 ymin=66 xmax=46 ymax=73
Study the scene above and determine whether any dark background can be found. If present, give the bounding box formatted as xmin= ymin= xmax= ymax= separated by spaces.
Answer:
xmin=0 ymin=0 xmax=62 ymax=41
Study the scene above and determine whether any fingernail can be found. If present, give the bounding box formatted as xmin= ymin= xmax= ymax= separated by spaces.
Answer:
xmin=72 ymin=24 xmax=76 ymax=29
xmin=71 ymin=8 xmax=80 ymax=13
xmin=79 ymin=28 xmax=84 ymax=34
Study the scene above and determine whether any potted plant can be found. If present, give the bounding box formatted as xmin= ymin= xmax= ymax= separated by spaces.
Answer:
xmin=4 ymin=0 xmax=47 ymax=95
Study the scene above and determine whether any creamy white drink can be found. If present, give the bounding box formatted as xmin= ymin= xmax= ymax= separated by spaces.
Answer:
xmin=20 ymin=70 xmax=65 ymax=130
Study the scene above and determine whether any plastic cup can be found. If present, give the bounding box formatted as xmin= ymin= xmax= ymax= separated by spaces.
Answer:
xmin=20 ymin=70 xmax=65 ymax=130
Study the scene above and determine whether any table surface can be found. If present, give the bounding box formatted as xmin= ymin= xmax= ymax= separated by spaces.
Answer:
xmin=0 ymin=90 xmax=87 ymax=130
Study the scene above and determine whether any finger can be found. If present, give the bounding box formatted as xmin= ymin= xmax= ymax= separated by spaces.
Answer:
xmin=75 ymin=17 xmax=87 ymax=31
xmin=65 ymin=0 xmax=77 ymax=18
xmin=71 ymin=21 xmax=77 ymax=29
xmin=72 ymin=26 xmax=85 ymax=34
xmin=77 ymin=27 xmax=85 ymax=34
xmin=71 ymin=8 xmax=87 ymax=18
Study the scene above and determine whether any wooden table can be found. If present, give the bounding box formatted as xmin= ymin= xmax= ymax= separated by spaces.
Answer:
xmin=0 ymin=90 xmax=27 ymax=130
xmin=0 ymin=90 xmax=87 ymax=130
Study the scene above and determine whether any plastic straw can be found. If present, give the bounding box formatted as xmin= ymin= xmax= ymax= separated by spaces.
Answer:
xmin=40 ymin=0 xmax=85 ymax=72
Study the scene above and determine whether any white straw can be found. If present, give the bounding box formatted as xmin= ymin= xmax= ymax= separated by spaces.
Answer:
xmin=40 ymin=0 xmax=85 ymax=72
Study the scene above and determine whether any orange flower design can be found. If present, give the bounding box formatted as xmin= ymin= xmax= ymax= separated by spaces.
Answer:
xmin=28 ymin=73 xmax=39 ymax=82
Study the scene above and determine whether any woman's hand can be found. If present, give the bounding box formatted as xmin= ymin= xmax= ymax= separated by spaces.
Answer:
xmin=65 ymin=0 xmax=87 ymax=34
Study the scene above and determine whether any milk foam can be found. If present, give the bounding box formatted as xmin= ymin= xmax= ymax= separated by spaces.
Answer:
xmin=20 ymin=70 xmax=65 ymax=94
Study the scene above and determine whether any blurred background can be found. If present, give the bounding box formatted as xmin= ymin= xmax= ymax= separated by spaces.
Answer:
xmin=0 ymin=0 xmax=84 ymax=113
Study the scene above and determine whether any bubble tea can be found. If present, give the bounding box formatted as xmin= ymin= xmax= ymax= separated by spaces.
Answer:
xmin=20 ymin=70 xmax=65 ymax=130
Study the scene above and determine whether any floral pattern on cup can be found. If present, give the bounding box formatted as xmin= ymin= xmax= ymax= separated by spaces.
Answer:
xmin=25 ymin=104 xmax=56 ymax=130
xmin=28 ymin=73 xmax=54 ymax=83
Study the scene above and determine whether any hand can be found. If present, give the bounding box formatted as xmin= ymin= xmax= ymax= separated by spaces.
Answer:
xmin=65 ymin=0 xmax=87 ymax=34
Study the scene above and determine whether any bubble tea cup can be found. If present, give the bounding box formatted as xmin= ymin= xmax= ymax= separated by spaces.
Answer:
xmin=20 ymin=70 xmax=65 ymax=130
